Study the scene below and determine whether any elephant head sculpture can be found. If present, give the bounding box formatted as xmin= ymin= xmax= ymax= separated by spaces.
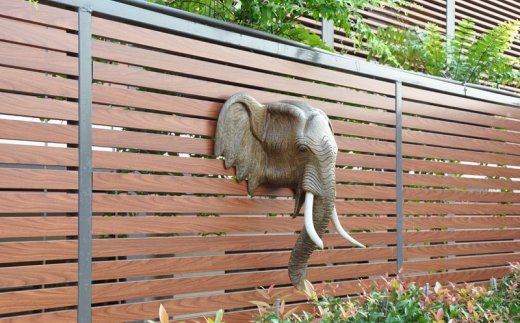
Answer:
xmin=214 ymin=93 xmax=365 ymax=290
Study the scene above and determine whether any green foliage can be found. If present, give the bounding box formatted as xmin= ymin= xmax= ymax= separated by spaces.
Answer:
xmin=373 ymin=19 xmax=520 ymax=87
xmin=253 ymin=262 xmax=520 ymax=322
xmin=147 ymin=0 xmax=413 ymax=52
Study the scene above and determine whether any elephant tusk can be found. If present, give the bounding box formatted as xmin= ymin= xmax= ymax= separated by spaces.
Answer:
xmin=332 ymin=207 xmax=366 ymax=248
xmin=304 ymin=192 xmax=324 ymax=249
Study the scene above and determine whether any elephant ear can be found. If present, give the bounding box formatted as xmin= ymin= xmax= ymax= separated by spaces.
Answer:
xmin=214 ymin=93 xmax=267 ymax=195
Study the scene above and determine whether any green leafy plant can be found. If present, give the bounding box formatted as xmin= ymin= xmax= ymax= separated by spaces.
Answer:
xmin=373 ymin=18 xmax=520 ymax=88
xmin=148 ymin=0 xmax=413 ymax=54
xmin=253 ymin=262 xmax=520 ymax=322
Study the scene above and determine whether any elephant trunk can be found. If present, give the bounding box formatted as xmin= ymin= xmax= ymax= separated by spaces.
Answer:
xmin=288 ymin=188 xmax=335 ymax=290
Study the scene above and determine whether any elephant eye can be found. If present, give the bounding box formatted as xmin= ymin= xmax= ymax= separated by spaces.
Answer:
xmin=299 ymin=146 xmax=307 ymax=153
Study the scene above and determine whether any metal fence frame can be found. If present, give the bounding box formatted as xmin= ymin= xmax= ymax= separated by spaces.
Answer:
xmin=42 ymin=0 xmax=520 ymax=321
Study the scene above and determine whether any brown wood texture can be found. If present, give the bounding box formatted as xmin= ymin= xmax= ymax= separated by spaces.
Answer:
xmin=405 ymin=254 xmax=520 ymax=274
xmin=0 ymin=66 xmax=77 ymax=98
xmin=0 ymin=262 xmax=393 ymax=315
xmin=1 ymin=215 xmax=519 ymax=239
xmin=0 ymin=168 xmax=76 ymax=190
xmin=96 ymin=39 xmax=515 ymax=141
xmin=404 ymin=266 xmax=513 ymax=287
xmin=0 ymin=247 xmax=392 ymax=288
xmin=3 ymin=141 xmax=518 ymax=181
xmin=0 ymin=144 xmax=78 ymax=167
xmin=0 ymin=41 xmax=77 ymax=75
xmin=5 ymin=32 xmax=516 ymax=151
xmin=4 ymin=115 xmax=520 ymax=170
xmin=92 ymin=40 xmax=386 ymax=109
xmin=91 ymin=61 xmax=520 ymax=145
xmin=2 ymin=229 xmax=519 ymax=264
xmin=0 ymin=278 xmax=372 ymax=323
xmin=337 ymin=137 xmax=520 ymax=166
xmin=338 ymin=153 xmax=520 ymax=179
xmin=1 ymin=191 xmax=518 ymax=215
xmin=0 ymin=92 xmax=77 ymax=120
xmin=0 ymin=119 xmax=77 ymax=144
xmin=0 ymin=0 xmax=77 ymax=30
xmin=0 ymin=311 xmax=76 ymax=323
xmin=89 ymin=15 xmax=520 ymax=120
xmin=0 ymin=17 xmax=77 ymax=53
xmin=90 ymin=17 xmax=395 ymax=96
xmin=2 ymin=240 xmax=518 ymax=288
xmin=0 ymin=260 xmax=516 ymax=313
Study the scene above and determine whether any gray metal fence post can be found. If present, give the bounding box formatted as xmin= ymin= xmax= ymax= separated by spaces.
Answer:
xmin=78 ymin=3 xmax=93 ymax=323
xmin=395 ymin=81 xmax=404 ymax=281
xmin=446 ymin=0 xmax=455 ymax=41
xmin=321 ymin=19 xmax=335 ymax=49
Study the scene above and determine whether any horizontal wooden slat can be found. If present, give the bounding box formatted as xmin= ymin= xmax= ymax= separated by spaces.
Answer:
xmin=0 ymin=66 xmax=77 ymax=98
xmin=404 ymin=266 xmax=512 ymax=287
xmin=92 ymin=61 xmax=520 ymax=145
xmin=4 ymin=116 xmax=520 ymax=168
xmin=1 ymin=215 xmax=519 ymax=239
xmin=92 ymin=104 xmax=216 ymax=137
xmin=403 ymin=87 xmax=520 ymax=120
xmin=0 ymin=0 xmax=77 ymax=30
xmin=2 ymin=229 xmax=519 ymax=264
xmin=1 ymin=192 xmax=519 ymax=214
xmin=93 ymin=84 xmax=222 ymax=119
xmin=92 ymin=39 xmax=388 ymax=109
xmin=89 ymin=15 xmax=520 ymax=121
xmin=0 ymin=168 xmax=76 ymax=190
xmin=402 ymin=99 xmax=520 ymax=131
xmin=0 ymin=191 xmax=518 ymax=215
xmin=0 ymin=144 xmax=77 ymax=167
xmin=0 ymin=41 xmax=77 ymax=75
xmin=0 ymin=92 xmax=78 ymax=120
xmin=0 ymin=119 xmax=77 ymax=143
xmin=90 ymin=17 xmax=395 ymax=97
xmin=0 ymin=17 xmax=77 ymax=52
xmin=405 ymin=253 xmax=520 ymax=274
xmin=0 ymin=247 xmax=393 ymax=288
xmin=0 ymin=262 xmax=393 ymax=315
xmin=338 ymin=153 xmax=520 ymax=178
xmin=3 ymin=239 xmax=518 ymax=288
xmin=0 ymin=260 xmax=512 ymax=319
xmin=338 ymin=137 xmax=520 ymax=166
xmin=0 ymin=278 xmax=371 ymax=323
xmin=334 ymin=120 xmax=520 ymax=154
xmin=2 ymin=142 xmax=518 ymax=180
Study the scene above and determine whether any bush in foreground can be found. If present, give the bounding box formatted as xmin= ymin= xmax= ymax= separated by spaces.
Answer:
xmin=253 ymin=262 xmax=520 ymax=323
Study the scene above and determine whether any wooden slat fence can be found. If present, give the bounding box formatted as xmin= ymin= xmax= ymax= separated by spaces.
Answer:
xmin=0 ymin=1 xmax=519 ymax=322
xmin=305 ymin=0 xmax=520 ymax=92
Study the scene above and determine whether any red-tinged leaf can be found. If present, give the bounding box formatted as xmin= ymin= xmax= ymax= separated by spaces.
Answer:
xmin=257 ymin=288 xmax=270 ymax=300
xmin=267 ymin=284 xmax=275 ymax=294
xmin=437 ymin=308 xmax=444 ymax=321
xmin=282 ymin=307 xmax=300 ymax=320
xmin=279 ymin=300 xmax=285 ymax=316
xmin=314 ymin=282 xmax=327 ymax=293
